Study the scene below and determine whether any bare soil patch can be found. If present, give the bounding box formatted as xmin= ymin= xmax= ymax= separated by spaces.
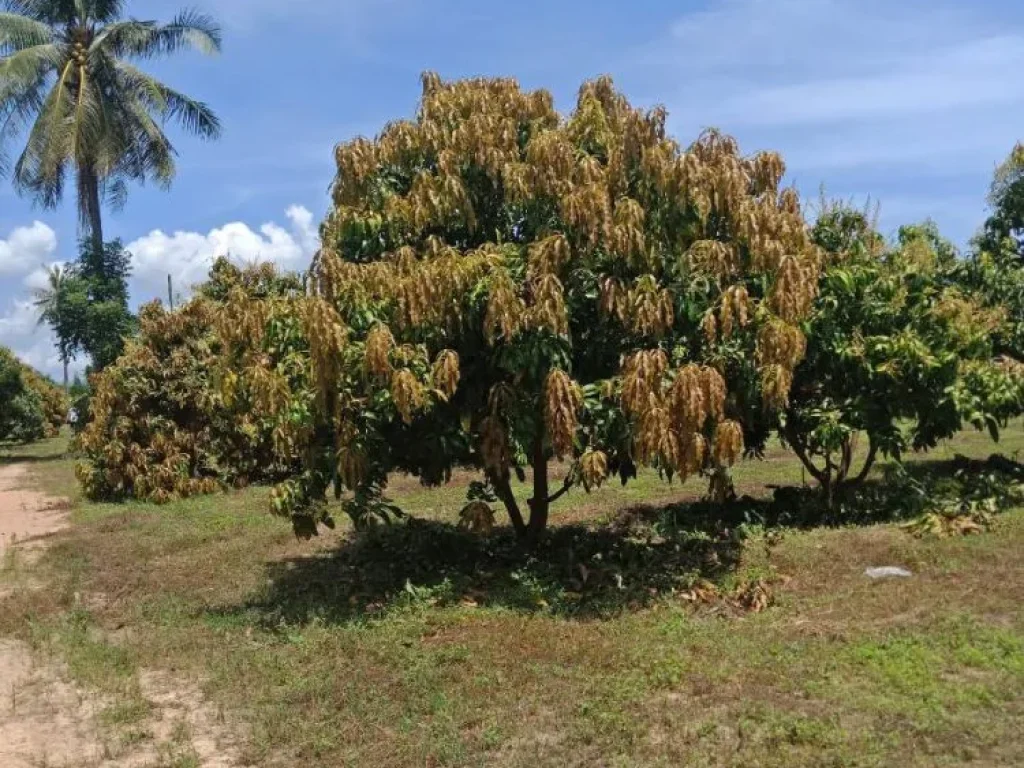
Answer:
xmin=0 ymin=463 xmax=70 ymax=561
xmin=0 ymin=461 xmax=250 ymax=767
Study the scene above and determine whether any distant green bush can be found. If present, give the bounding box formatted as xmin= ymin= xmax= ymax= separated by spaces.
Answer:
xmin=0 ymin=346 xmax=68 ymax=443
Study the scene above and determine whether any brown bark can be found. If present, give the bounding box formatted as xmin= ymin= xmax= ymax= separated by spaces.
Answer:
xmin=526 ymin=431 xmax=549 ymax=540
xmin=785 ymin=422 xmax=880 ymax=509
xmin=491 ymin=470 xmax=526 ymax=537
xmin=80 ymin=168 xmax=104 ymax=254
xmin=847 ymin=436 xmax=879 ymax=486
xmin=784 ymin=421 xmax=826 ymax=484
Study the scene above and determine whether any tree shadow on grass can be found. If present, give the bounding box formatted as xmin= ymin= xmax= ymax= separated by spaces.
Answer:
xmin=215 ymin=452 xmax=1024 ymax=628
xmin=216 ymin=502 xmax=757 ymax=627
xmin=0 ymin=452 xmax=68 ymax=466
xmin=773 ymin=452 xmax=1024 ymax=527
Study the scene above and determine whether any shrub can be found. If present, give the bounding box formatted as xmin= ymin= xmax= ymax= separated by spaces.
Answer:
xmin=75 ymin=259 xmax=311 ymax=502
xmin=21 ymin=366 xmax=68 ymax=437
xmin=0 ymin=346 xmax=67 ymax=443
xmin=782 ymin=206 xmax=1024 ymax=505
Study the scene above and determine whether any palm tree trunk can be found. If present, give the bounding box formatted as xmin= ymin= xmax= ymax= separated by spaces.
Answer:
xmin=80 ymin=168 xmax=104 ymax=254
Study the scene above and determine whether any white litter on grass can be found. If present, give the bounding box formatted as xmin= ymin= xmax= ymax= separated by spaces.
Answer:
xmin=864 ymin=566 xmax=913 ymax=579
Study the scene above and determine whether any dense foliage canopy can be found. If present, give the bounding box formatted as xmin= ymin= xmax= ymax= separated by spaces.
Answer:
xmin=34 ymin=238 xmax=136 ymax=380
xmin=262 ymin=74 xmax=823 ymax=538
xmin=977 ymin=143 xmax=1024 ymax=259
xmin=66 ymin=77 xmax=1024 ymax=544
xmin=0 ymin=345 xmax=68 ymax=442
xmin=782 ymin=207 xmax=1024 ymax=505
xmin=75 ymin=259 xmax=309 ymax=502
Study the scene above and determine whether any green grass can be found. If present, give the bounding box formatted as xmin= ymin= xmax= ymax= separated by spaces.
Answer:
xmin=2 ymin=427 xmax=1023 ymax=766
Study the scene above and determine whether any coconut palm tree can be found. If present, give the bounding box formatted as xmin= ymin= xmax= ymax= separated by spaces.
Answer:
xmin=0 ymin=0 xmax=222 ymax=252
xmin=33 ymin=262 xmax=76 ymax=388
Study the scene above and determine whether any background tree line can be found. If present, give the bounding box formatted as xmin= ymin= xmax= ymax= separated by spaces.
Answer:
xmin=68 ymin=75 xmax=1024 ymax=542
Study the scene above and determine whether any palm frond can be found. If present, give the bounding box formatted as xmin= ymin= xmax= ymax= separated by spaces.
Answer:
xmin=1 ymin=1 xmax=76 ymax=25
xmin=3 ymin=1 xmax=223 ymax=225
xmin=33 ymin=262 xmax=69 ymax=323
xmin=0 ymin=78 xmax=45 ymax=175
xmin=86 ymin=0 xmax=125 ymax=23
xmin=95 ymin=9 xmax=221 ymax=59
xmin=0 ymin=10 xmax=52 ymax=51
xmin=0 ymin=44 xmax=57 ymax=175
xmin=12 ymin=58 xmax=75 ymax=205
xmin=115 ymin=59 xmax=221 ymax=139
xmin=90 ymin=19 xmax=153 ymax=55
xmin=102 ymin=174 xmax=127 ymax=209
xmin=0 ymin=41 xmax=63 ymax=86
xmin=117 ymin=97 xmax=177 ymax=185
xmin=152 ymin=9 xmax=222 ymax=55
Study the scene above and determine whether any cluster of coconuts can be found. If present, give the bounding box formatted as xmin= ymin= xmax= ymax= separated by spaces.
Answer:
xmin=71 ymin=40 xmax=87 ymax=66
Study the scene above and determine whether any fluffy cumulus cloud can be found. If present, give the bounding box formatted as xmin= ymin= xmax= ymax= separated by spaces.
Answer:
xmin=0 ymin=222 xmax=66 ymax=379
xmin=126 ymin=205 xmax=320 ymax=303
xmin=0 ymin=299 xmax=71 ymax=380
xmin=0 ymin=206 xmax=318 ymax=379
xmin=0 ymin=221 xmax=58 ymax=276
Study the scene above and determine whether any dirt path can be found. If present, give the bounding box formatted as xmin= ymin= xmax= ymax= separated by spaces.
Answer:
xmin=0 ymin=463 xmax=69 ymax=561
xmin=0 ymin=462 xmax=250 ymax=767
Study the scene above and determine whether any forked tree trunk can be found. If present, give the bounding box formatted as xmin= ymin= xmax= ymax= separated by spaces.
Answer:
xmin=784 ymin=423 xmax=879 ymax=509
xmin=491 ymin=423 xmax=572 ymax=543
xmin=491 ymin=470 xmax=526 ymax=537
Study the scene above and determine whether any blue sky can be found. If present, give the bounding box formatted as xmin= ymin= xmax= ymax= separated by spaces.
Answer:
xmin=2 ymin=0 xmax=1024 ymax=378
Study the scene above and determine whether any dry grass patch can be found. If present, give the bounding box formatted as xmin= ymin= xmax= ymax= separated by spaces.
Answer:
xmin=1 ymin=429 xmax=1023 ymax=766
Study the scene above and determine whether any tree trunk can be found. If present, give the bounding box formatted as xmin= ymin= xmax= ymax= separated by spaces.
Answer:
xmin=62 ymin=357 xmax=68 ymax=391
xmin=491 ymin=470 xmax=526 ymax=537
xmin=822 ymin=451 xmax=835 ymax=509
xmin=80 ymin=168 xmax=104 ymax=254
xmin=846 ymin=436 xmax=878 ymax=487
xmin=784 ymin=422 xmax=882 ymax=509
xmin=526 ymin=432 xmax=550 ymax=541
xmin=783 ymin=421 xmax=826 ymax=485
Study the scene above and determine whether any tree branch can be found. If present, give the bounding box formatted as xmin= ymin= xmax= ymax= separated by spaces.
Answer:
xmin=784 ymin=420 xmax=826 ymax=484
xmin=846 ymin=435 xmax=879 ymax=486
xmin=546 ymin=473 xmax=573 ymax=505
xmin=838 ymin=435 xmax=854 ymax=485
xmin=490 ymin=470 xmax=526 ymax=536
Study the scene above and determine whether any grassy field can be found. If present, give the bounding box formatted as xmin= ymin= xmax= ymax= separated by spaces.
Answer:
xmin=1 ymin=428 xmax=1023 ymax=767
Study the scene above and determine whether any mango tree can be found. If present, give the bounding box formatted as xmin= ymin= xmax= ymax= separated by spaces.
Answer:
xmin=270 ymin=74 xmax=822 ymax=540
xmin=783 ymin=207 xmax=1022 ymax=506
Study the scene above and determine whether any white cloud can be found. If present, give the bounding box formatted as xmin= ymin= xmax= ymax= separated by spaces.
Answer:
xmin=661 ymin=0 xmax=989 ymax=80
xmin=651 ymin=0 xmax=1023 ymax=135
xmin=0 ymin=205 xmax=318 ymax=379
xmin=0 ymin=299 xmax=75 ymax=381
xmin=0 ymin=224 xmax=68 ymax=380
xmin=0 ymin=221 xmax=58 ymax=275
xmin=125 ymin=205 xmax=320 ymax=303
xmin=22 ymin=261 xmax=67 ymax=293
